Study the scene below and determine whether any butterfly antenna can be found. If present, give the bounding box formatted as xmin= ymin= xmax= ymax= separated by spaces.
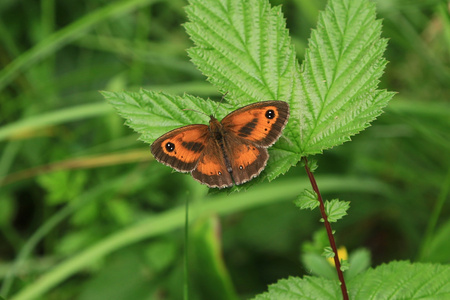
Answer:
xmin=213 ymin=91 xmax=228 ymax=116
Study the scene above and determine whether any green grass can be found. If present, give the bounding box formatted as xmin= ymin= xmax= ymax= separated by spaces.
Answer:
xmin=0 ymin=0 xmax=449 ymax=299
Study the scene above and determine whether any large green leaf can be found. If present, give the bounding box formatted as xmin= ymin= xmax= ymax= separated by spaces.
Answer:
xmin=105 ymin=0 xmax=393 ymax=184
xmin=298 ymin=0 xmax=394 ymax=154
xmin=252 ymin=261 xmax=450 ymax=300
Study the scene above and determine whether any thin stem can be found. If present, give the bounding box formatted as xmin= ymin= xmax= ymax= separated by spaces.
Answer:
xmin=303 ymin=157 xmax=348 ymax=300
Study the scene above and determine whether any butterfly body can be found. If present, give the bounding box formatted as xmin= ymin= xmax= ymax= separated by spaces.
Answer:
xmin=151 ymin=101 xmax=289 ymax=188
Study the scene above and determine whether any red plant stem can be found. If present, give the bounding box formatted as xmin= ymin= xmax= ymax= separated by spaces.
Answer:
xmin=303 ymin=157 xmax=349 ymax=300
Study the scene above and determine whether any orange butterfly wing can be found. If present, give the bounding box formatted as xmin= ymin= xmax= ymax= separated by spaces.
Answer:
xmin=150 ymin=124 xmax=209 ymax=172
xmin=221 ymin=101 xmax=290 ymax=147
xmin=219 ymin=101 xmax=289 ymax=185
xmin=150 ymin=123 xmax=233 ymax=188
xmin=223 ymin=139 xmax=269 ymax=185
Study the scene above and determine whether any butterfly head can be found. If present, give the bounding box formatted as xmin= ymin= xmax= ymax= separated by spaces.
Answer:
xmin=208 ymin=115 xmax=222 ymax=133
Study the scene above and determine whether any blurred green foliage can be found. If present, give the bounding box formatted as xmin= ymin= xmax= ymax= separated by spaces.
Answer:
xmin=0 ymin=0 xmax=449 ymax=299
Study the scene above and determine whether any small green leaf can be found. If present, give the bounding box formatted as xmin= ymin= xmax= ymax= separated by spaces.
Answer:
xmin=323 ymin=247 xmax=335 ymax=258
xmin=294 ymin=189 xmax=319 ymax=210
xmin=307 ymin=158 xmax=319 ymax=172
xmin=340 ymin=259 xmax=350 ymax=272
xmin=324 ymin=199 xmax=350 ymax=222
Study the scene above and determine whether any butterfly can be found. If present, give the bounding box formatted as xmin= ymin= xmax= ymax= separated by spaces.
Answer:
xmin=151 ymin=101 xmax=290 ymax=188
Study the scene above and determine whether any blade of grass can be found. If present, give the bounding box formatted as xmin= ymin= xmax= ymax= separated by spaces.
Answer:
xmin=74 ymin=35 xmax=198 ymax=75
xmin=0 ymin=103 xmax=112 ymax=142
xmin=418 ymin=168 xmax=450 ymax=260
xmin=0 ymin=141 xmax=21 ymax=186
xmin=387 ymin=10 xmax=450 ymax=84
xmin=0 ymin=0 xmax=161 ymax=92
xmin=0 ymin=149 xmax=150 ymax=186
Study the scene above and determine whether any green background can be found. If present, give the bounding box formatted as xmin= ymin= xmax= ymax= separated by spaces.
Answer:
xmin=0 ymin=0 xmax=449 ymax=299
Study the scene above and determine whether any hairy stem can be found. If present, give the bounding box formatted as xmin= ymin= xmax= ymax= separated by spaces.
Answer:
xmin=303 ymin=157 xmax=348 ymax=300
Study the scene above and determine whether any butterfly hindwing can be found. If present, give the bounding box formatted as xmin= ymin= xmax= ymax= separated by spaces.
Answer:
xmin=224 ymin=138 xmax=269 ymax=185
xmin=150 ymin=124 xmax=209 ymax=172
xmin=221 ymin=101 xmax=290 ymax=147
xmin=191 ymin=138 xmax=233 ymax=188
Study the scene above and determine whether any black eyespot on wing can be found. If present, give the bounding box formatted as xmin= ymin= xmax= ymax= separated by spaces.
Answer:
xmin=265 ymin=109 xmax=275 ymax=119
xmin=221 ymin=101 xmax=290 ymax=147
xmin=165 ymin=142 xmax=175 ymax=152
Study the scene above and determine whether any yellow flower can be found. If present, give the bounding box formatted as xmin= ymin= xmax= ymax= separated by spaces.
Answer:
xmin=327 ymin=246 xmax=348 ymax=266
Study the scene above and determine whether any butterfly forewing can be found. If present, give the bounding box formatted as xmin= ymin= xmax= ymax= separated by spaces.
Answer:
xmin=150 ymin=124 xmax=209 ymax=172
xmin=221 ymin=101 xmax=289 ymax=147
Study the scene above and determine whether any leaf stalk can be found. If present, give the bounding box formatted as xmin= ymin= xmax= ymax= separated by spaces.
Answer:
xmin=303 ymin=157 xmax=349 ymax=300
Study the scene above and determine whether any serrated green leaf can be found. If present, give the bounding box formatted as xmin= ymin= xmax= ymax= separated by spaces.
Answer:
xmin=324 ymin=199 xmax=350 ymax=222
xmin=350 ymin=261 xmax=450 ymax=299
xmin=184 ymin=0 xmax=300 ymax=111
xmin=185 ymin=0 xmax=302 ymax=182
xmin=298 ymin=0 xmax=394 ymax=154
xmin=294 ymin=189 xmax=319 ymax=210
xmin=103 ymin=90 xmax=230 ymax=144
xmin=253 ymin=261 xmax=450 ymax=300
xmin=252 ymin=276 xmax=341 ymax=300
